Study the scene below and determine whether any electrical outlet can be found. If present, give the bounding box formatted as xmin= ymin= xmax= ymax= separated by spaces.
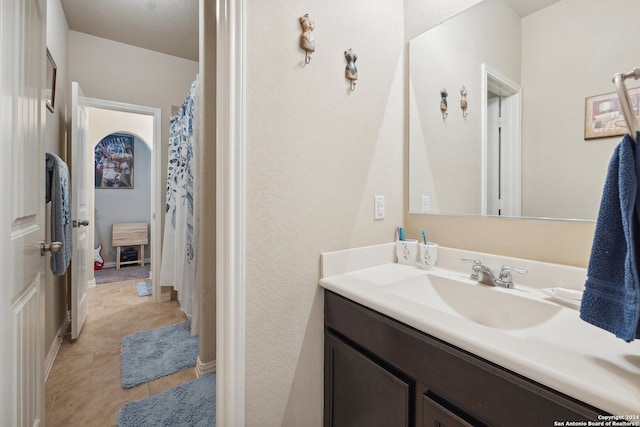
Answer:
xmin=374 ymin=195 xmax=385 ymax=220
xmin=421 ymin=195 xmax=430 ymax=213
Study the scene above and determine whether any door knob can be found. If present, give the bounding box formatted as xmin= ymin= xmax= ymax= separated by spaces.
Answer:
xmin=40 ymin=241 xmax=63 ymax=256
xmin=73 ymin=219 xmax=90 ymax=227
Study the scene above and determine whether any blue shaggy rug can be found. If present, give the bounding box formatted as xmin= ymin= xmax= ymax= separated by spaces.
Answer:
xmin=117 ymin=374 xmax=216 ymax=426
xmin=121 ymin=321 xmax=199 ymax=388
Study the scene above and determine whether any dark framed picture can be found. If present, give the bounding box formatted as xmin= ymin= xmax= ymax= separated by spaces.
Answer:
xmin=585 ymin=88 xmax=640 ymax=140
xmin=45 ymin=48 xmax=57 ymax=113
xmin=94 ymin=134 xmax=134 ymax=188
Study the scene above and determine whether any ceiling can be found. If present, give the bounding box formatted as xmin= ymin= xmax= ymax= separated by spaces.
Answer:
xmin=503 ymin=0 xmax=562 ymax=17
xmin=60 ymin=0 xmax=199 ymax=62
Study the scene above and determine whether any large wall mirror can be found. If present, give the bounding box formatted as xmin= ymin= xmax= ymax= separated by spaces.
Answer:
xmin=409 ymin=0 xmax=640 ymax=220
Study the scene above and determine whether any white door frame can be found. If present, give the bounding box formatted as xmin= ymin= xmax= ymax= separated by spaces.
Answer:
xmin=71 ymin=82 xmax=90 ymax=339
xmin=481 ymin=63 xmax=522 ymax=217
xmin=215 ymin=0 xmax=246 ymax=424
xmin=80 ymin=97 xmax=163 ymax=302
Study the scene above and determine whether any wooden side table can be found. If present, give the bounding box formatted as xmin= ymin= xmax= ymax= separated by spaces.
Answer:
xmin=112 ymin=223 xmax=148 ymax=269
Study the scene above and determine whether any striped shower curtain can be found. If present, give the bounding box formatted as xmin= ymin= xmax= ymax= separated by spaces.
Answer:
xmin=160 ymin=80 xmax=199 ymax=335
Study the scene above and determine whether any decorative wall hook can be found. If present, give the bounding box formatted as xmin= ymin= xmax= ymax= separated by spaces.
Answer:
xmin=345 ymin=48 xmax=358 ymax=91
xmin=299 ymin=13 xmax=315 ymax=65
xmin=440 ymin=89 xmax=448 ymax=119
xmin=460 ymin=86 xmax=468 ymax=117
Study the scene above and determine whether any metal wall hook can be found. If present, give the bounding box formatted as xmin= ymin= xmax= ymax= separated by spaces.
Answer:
xmin=440 ymin=88 xmax=448 ymax=119
xmin=299 ymin=14 xmax=315 ymax=65
xmin=345 ymin=48 xmax=358 ymax=92
xmin=460 ymin=85 xmax=468 ymax=117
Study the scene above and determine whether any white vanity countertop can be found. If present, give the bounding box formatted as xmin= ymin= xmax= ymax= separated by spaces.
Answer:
xmin=319 ymin=243 xmax=640 ymax=416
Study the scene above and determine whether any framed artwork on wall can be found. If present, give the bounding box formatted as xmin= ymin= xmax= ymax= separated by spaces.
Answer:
xmin=94 ymin=134 xmax=134 ymax=188
xmin=585 ymin=88 xmax=640 ymax=140
xmin=45 ymin=48 xmax=57 ymax=113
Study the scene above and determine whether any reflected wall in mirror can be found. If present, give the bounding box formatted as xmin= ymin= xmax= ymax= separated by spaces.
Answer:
xmin=408 ymin=0 xmax=640 ymax=220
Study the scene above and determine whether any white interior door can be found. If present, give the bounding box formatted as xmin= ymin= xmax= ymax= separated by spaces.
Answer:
xmin=0 ymin=0 xmax=46 ymax=424
xmin=487 ymin=96 xmax=501 ymax=215
xmin=71 ymin=82 xmax=90 ymax=339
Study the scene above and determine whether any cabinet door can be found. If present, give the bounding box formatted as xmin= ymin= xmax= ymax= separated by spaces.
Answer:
xmin=325 ymin=333 xmax=411 ymax=427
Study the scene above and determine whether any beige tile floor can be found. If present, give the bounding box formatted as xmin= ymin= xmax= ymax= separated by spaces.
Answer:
xmin=45 ymin=279 xmax=198 ymax=427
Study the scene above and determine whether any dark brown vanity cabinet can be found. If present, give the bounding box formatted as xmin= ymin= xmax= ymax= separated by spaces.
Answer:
xmin=324 ymin=291 xmax=605 ymax=427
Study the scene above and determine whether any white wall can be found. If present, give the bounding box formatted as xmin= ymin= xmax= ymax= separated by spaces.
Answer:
xmin=67 ymin=31 xmax=198 ymax=113
xmin=521 ymin=0 xmax=640 ymax=219
xmin=245 ymin=0 xmax=405 ymax=424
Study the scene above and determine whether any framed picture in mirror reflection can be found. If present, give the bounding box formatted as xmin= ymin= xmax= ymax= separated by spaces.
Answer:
xmin=585 ymin=88 xmax=640 ymax=140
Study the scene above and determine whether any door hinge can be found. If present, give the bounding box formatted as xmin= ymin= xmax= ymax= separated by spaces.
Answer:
xmin=497 ymin=116 xmax=504 ymax=128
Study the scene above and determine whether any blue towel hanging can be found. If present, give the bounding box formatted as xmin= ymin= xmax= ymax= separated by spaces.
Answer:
xmin=45 ymin=152 xmax=73 ymax=276
xmin=580 ymin=132 xmax=640 ymax=342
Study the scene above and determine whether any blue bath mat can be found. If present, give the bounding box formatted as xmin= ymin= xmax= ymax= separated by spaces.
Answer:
xmin=136 ymin=280 xmax=152 ymax=297
xmin=117 ymin=374 xmax=216 ymax=426
xmin=121 ymin=320 xmax=199 ymax=388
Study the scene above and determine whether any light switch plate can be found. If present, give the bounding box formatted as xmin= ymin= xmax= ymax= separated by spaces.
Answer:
xmin=374 ymin=195 xmax=385 ymax=220
xmin=421 ymin=195 xmax=430 ymax=213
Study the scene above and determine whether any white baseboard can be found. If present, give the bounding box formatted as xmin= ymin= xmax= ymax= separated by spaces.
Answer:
xmin=196 ymin=356 xmax=216 ymax=377
xmin=44 ymin=316 xmax=69 ymax=382
xmin=88 ymin=277 xmax=96 ymax=288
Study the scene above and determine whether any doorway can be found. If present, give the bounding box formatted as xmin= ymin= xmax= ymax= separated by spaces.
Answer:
xmin=481 ymin=63 xmax=522 ymax=217
xmin=79 ymin=96 xmax=163 ymax=302
xmin=93 ymin=131 xmax=150 ymax=276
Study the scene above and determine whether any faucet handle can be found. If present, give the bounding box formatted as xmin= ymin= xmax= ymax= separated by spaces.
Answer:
xmin=497 ymin=265 xmax=528 ymax=288
xmin=500 ymin=265 xmax=528 ymax=276
xmin=461 ymin=258 xmax=482 ymax=281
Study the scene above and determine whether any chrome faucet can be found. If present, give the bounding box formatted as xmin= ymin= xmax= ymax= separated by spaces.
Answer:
xmin=461 ymin=258 xmax=527 ymax=289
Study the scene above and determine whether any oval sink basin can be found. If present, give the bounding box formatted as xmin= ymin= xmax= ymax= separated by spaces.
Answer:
xmin=428 ymin=275 xmax=562 ymax=330
xmin=382 ymin=273 xmax=562 ymax=332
